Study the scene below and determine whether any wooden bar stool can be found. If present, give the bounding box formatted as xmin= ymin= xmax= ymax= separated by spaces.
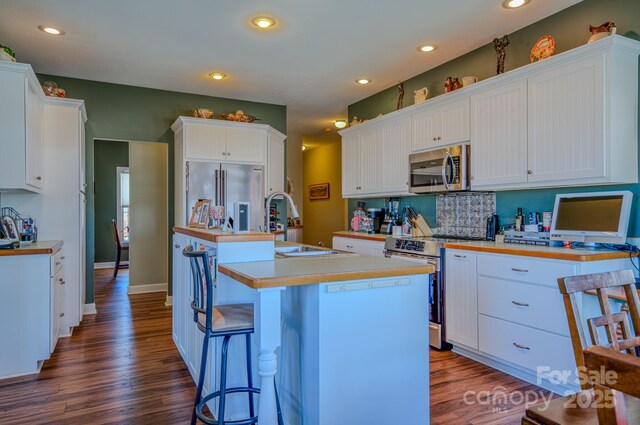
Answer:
xmin=182 ymin=245 xmax=283 ymax=425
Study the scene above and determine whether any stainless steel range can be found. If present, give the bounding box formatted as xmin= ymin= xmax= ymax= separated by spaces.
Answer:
xmin=384 ymin=235 xmax=455 ymax=350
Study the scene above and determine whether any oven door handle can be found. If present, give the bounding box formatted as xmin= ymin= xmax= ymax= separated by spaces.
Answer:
xmin=441 ymin=152 xmax=453 ymax=190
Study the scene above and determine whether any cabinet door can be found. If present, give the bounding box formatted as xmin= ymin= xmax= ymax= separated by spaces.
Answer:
xmin=341 ymin=133 xmax=360 ymax=196
xmin=184 ymin=124 xmax=227 ymax=161
xmin=50 ymin=267 xmax=63 ymax=353
xmin=381 ymin=117 xmax=411 ymax=194
xmin=358 ymin=126 xmax=383 ymax=194
xmin=172 ymin=234 xmax=190 ymax=358
xmin=470 ymin=81 xmax=528 ymax=188
xmin=527 ymin=55 xmax=605 ymax=183
xmin=79 ymin=111 xmax=86 ymax=193
xmin=440 ymin=98 xmax=470 ymax=145
xmin=25 ymin=79 xmax=44 ymax=190
xmin=411 ymin=107 xmax=441 ymax=152
xmin=226 ymin=127 xmax=266 ymax=163
xmin=267 ymin=134 xmax=285 ymax=195
xmin=444 ymin=250 xmax=478 ymax=349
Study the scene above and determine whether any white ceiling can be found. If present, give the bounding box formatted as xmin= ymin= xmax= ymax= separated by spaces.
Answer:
xmin=0 ymin=0 xmax=581 ymax=135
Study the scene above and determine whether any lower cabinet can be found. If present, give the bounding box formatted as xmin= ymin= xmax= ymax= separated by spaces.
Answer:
xmin=332 ymin=236 xmax=385 ymax=257
xmin=286 ymin=227 xmax=303 ymax=243
xmin=0 ymin=246 xmax=65 ymax=379
xmin=444 ymin=248 xmax=627 ymax=393
xmin=444 ymin=250 xmax=478 ymax=350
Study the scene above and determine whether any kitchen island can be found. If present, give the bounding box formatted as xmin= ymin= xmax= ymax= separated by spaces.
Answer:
xmin=172 ymin=228 xmax=433 ymax=425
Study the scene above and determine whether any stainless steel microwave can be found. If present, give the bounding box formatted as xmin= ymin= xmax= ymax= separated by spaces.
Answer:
xmin=409 ymin=145 xmax=469 ymax=193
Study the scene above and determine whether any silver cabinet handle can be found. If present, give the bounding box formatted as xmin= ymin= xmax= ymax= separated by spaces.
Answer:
xmin=512 ymin=300 xmax=529 ymax=307
xmin=513 ymin=342 xmax=530 ymax=350
xmin=61 ymin=256 xmax=66 ymax=260
xmin=528 ymin=170 xmax=533 ymax=175
xmin=454 ymin=254 xmax=466 ymax=259
xmin=346 ymin=245 xmax=354 ymax=249
xmin=226 ymin=152 xmax=231 ymax=156
xmin=511 ymin=268 xmax=528 ymax=273
xmin=432 ymin=137 xmax=437 ymax=141
xmin=175 ymin=244 xmax=180 ymax=249
xmin=437 ymin=136 xmax=441 ymax=140
xmin=55 ymin=261 xmax=61 ymax=266
xmin=36 ymin=176 xmax=42 ymax=180
xmin=59 ymin=313 xmax=65 ymax=318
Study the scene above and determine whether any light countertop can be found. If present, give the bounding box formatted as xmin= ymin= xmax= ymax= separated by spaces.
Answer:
xmin=442 ymin=241 xmax=633 ymax=262
xmin=0 ymin=240 xmax=63 ymax=256
xmin=173 ymin=226 xmax=275 ymax=243
xmin=333 ymin=231 xmax=388 ymax=242
xmin=218 ymin=254 xmax=433 ymax=289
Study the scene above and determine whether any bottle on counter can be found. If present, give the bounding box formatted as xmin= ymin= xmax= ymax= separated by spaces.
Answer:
xmin=515 ymin=208 xmax=524 ymax=232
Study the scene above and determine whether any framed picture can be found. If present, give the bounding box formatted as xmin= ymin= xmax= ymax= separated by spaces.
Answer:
xmin=309 ymin=183 xmax=330 ymax=200
xmin=189 ymin=201 xmax=205 ymax=227
xmin=1 ymin=216 xmax=19 ymax=240
xmin=198 ymin=201 xmax=211 ymax=228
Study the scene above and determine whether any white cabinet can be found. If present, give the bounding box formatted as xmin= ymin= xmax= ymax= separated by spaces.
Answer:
xmin=38 ymin=99 xmax=88 ymax=337
xmin=411 ymin=98 xmax=469 ymax=152
xmin=468 ymin=36 xmax=639 ymax=191
xmin=444 ymin=250 xmax=478 ymax=349
xmin=267 ymin=132 xmax=285 ymax=195
xmin=332 ymin=236 xmax=385 ymax=257
xmin=470 ymin=80 xmax=528 ymax=188
xmin=0 ymin=246 xmax=65 ymax=378
xmin=172 ymin=233 xmax=190 ymax=359
xmin=286 ymin=226 xmax=303 ymax=243
xmin=0 ymin=62 xmax=44 ymax=192
xmin=340 ymin=116 xmax=411 ymax=198
xmin=177 ymin=117 xmax=273 ymax=164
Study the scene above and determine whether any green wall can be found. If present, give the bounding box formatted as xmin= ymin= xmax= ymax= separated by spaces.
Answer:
xmin=94 ymin=140 xmax=129 ymax=263
xmin=36 ymin=73 xmax=286 ymax=303
xmin=348 ymin=0 xmax=640 ymax=235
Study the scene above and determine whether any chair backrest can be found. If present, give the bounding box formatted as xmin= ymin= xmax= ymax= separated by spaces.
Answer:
xmin=111 ymin=219 xmax=121 ymax=249
xmin=558 ymin=270 xmax=640 ymax=390
xmin=182 ymin=245 xmax=215 ymax=331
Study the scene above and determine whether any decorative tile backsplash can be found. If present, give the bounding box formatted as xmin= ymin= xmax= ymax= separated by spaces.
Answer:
xmin=436 ymin=192 xmax=496 ymax=239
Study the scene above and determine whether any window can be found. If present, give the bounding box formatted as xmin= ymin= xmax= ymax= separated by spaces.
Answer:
xmin=116 ymin=167 xmax=130 ymax=243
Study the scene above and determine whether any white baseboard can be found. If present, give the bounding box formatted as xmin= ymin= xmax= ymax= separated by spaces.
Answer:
xmin=127 ymin=283 xmax=168 ymax=295
xmin=165 ymin=295 xmax=173 ymax=307
xmin=83 ymin=303 xmax=97 ymax=315
xmin=94 ymin=261 xmax=129 ymax=269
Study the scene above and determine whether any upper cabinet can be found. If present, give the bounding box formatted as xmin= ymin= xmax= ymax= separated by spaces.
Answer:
xmin=470 ymin=80 xmax=528 ymax=188
xmin=340 ymin=36 xmax=640 ymax=198
xmin=266 ymin=131 xmax=286 ymax=196
xmin=176 ymin=118 xmax=269 ymax=164
xmin=341 ymin=115 xmax=411 ymax=198
xmin=412 ymin=97 xmax=469 ymax=152
xmin=0 ymin=62 xmax=44 ymax=192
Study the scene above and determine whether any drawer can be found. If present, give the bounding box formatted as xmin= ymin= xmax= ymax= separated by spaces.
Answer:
xmin=333 ymin=237 xmax=359 ymax=252
xmin=477 ymin=276 xmax=569 ymax=336
xmin=51 ymin=248 xmax=65 ymax=277
xmin=477 ymin=253 xmax=575 ymax=288
xmin=479 ymin=315 xmax=578 ymax=387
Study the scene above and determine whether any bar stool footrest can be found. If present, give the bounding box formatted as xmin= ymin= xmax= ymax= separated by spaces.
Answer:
xmin=196 ymin=387 xmax=261 ymax=425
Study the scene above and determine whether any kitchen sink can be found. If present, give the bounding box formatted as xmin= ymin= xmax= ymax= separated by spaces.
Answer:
xmin=275 ymin=245 xmax=344 ymax=258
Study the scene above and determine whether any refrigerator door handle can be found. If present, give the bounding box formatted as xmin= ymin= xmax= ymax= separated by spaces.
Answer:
xmin=221 ymin=169 xmax=227 ymax=211
xmin=214 ymin=169 xmax=220 ymax=206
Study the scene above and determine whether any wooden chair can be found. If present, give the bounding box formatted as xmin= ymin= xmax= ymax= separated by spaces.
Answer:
xmin=523 ymin=270 xmax=640 ymax=424
xmin=558 ymin=269 xmax=640 ymax=390
xmin=111 ymin=219 xmax=129 ymax=278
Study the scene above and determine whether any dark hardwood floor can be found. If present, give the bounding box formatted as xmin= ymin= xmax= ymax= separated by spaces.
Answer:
xmin=0 ymin=269 xmax=551 ymax=424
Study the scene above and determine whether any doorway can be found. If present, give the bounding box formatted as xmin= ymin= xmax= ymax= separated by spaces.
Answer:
xmin=93 ymin=139 xmax=168 ymax=294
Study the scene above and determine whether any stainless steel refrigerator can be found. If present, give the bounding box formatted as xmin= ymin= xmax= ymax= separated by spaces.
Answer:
xmin=185 ymin=161 xmax=265 ymax=231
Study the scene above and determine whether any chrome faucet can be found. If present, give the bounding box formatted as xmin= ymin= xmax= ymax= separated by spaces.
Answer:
xmin=264 ymin=191 xmax=299 ymax=233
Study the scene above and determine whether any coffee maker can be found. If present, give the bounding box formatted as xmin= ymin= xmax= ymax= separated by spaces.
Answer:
xmin=380 ymin=198 xmax=400 ymax=234
xmin=366 ymin=208 xmax=385 ymax=234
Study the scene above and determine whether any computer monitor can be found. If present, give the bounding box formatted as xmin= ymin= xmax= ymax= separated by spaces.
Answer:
xmin=550 ymin=191 xmax=633 ymax=244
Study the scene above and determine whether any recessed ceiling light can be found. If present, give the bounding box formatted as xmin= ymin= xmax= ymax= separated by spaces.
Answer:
xmin=502 ymin=0 xmax=531 ymax=8
xmin=334 ymin=120 xmax=347 ymax=129
xmin=417 ymin=44 xmax=437 ymax=52
xmin=356 ymin=78 xmax=371 ymax=85
xmin=208 ymin=72 xmax=227 ymax=80
xmin=302 ymin=145 xmax=307 ymax=151
xmin=251 ymin=16 xmax=276 ymax=29
xmin=38 ymin=25 xmax=65 ymax=35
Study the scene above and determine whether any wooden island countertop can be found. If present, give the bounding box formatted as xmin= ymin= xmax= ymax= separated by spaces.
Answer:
xmin=218 ymin=254 xmax=433 ymax=289
xmin=173 ymin=226 xmax=275 ymax=243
